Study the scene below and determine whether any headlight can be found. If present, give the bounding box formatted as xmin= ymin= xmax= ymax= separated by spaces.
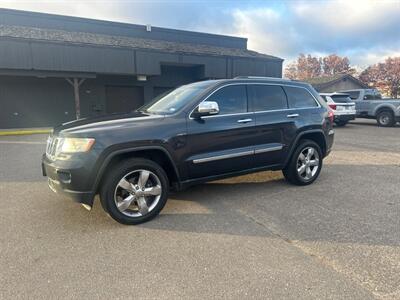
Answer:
xmin=60 ymin=138 xmax=95 ymax=153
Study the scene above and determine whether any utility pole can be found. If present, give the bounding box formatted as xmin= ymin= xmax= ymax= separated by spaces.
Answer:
xmin=66 ymin=78 xmax=86 ymax=119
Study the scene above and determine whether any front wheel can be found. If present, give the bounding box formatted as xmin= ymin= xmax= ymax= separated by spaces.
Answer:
xmin=283 ymin=140 xmax=323 ymax=186
xmin=100 ymin=158 xmax=169 ymax=225
xmin=376 ymin=110 xmax=395 ymax=127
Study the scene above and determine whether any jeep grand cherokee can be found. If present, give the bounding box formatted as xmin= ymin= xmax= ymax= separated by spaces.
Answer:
xmin=42 ymin=77 xmax=334 ymax=224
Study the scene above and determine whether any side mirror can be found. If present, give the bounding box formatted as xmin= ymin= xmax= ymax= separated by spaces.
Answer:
xmin=194 ymin=101 xmax=219 ymax=117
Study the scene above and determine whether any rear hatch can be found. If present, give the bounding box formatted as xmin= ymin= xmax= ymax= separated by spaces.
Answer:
xmin=330 ymin=95 xmax=355 ymax=112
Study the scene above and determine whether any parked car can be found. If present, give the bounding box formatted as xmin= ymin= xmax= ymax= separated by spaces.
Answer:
xmin=42 ymin=77 xmax=335 ymax=225
xmin=320 ymin=93 xmax=356 ymax=126
xmin=340 ymin=89 xmax=400 ymax=127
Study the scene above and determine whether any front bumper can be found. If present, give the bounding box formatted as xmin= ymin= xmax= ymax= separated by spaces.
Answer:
xmin=42 ymin=154 xmax=95 ymax=207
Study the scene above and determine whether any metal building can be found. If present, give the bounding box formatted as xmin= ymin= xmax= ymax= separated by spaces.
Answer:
xmin=0 ymin=8 xmax=283 ymax=128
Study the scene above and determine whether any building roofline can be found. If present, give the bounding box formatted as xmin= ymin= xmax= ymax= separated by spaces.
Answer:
xmin=0 ymin=8 xmax=248 ymax=49
xmin=306 ymin=74 xmax=369 ymax=89
xmin=0 ymin=25 xmax=283 ymax=61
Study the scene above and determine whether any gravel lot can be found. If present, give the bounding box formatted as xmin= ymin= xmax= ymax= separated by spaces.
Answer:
xmin=0 ymin=119 xmax=399 ymax=299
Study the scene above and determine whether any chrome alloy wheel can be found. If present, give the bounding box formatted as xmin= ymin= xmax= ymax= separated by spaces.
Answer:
xmin=296 ymin=147 xmax=320 ymax=181
xmin=114 ymin=169 xmax=162 ymax=217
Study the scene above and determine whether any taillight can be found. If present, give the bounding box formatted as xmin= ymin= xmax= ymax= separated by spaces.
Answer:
xmin=328 ymin=110 xmax=334 ymax=123
xmin=328 ymin=104 xmax=337 ymax=110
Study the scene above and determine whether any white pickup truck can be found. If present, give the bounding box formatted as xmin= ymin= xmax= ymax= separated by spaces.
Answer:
xmin=340 ymin=89 xmax=400 ymax=127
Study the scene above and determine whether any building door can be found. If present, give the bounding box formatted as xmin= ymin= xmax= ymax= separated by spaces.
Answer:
xmin=106 ymin=86 xmax=144 ymax=114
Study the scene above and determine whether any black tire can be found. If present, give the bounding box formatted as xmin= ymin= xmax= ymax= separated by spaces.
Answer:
xmin=376 ymin=110 xmax=395 ymax=127
xmin=283 ymin=139 xmax=323 ymax=186
xmin=100 ymin=158 xmax=169 ymax=225
xmin=335 ymin=120 xmax=348 ymax=127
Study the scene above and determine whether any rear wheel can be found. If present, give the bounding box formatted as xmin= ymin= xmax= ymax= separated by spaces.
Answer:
xmin=100 ymin=158 xmax=169 ymax=225
xmin=376 ymin=110 xmax=395 ymax=127
xmin=283 ymin=140 xmax=322 ymax=186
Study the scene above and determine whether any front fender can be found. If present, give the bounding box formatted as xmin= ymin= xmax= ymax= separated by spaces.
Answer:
xmin=91 ymin=145 xmax=180 ymax=194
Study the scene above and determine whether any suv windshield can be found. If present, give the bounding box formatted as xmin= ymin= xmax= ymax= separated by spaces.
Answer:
xmin=139 ymin=81 xmax=212 ymax=115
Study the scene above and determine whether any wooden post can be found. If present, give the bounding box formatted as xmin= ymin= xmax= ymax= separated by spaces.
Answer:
xmin=66 ymin=78 xmax=86 ymax=119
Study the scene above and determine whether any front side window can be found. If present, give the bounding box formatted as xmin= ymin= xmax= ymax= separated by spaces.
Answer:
xmin=248 ymin=85 xmax=288 ymax=111
xmin=284 ymin=86 xmax=318 ymax=109
xmin=207 ymin=85 xmax=248 ymax=115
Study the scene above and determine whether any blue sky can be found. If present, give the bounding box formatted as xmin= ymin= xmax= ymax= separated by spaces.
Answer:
xmin=1 ymin=0 xmax=400 ymax=69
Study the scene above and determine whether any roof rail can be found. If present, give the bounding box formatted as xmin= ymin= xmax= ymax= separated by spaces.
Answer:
xmin=233 ymin=76 xmax=291 ymax=81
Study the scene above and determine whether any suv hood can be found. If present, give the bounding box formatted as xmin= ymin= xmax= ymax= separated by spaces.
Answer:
xmin=53 ymin=111 xmax=164 ymax=136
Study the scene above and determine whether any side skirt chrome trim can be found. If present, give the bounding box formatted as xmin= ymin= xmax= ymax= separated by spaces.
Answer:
xmin=254 ymin=145 xmax=283 ymax=154
xmin=193 ymin=144 xmax=284 ymax=164
xmin=193 ymin=150 xmax=253 ymax=164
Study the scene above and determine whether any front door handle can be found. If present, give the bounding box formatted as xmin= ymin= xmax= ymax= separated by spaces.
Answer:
xmin=237 ymin=118 xmax=253 ymax=123
xmin=287 ymin=113 xmax=299 ymax=118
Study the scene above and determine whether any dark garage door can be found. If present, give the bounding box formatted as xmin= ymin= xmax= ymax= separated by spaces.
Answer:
xmin=106 ymin=86 xmax=144 ymax=114
xmin=0 ymin=76 xmax=75 ymax=129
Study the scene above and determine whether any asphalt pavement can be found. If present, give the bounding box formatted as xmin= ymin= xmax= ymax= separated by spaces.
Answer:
xmin=0 ymin=119 xmax=399 ymax=299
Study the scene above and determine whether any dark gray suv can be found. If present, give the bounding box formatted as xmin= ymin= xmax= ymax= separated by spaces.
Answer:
xmin=42 ymin=77 xmax=334 ymax=224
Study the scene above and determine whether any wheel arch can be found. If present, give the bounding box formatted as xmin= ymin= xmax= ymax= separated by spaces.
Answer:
xmin=284 ymin=130 xmax=327 ymax=168
xmin=93 ymin=146 xmax=180 ymax=194
xmin=374 ymin=105 xmax=396 ymax=117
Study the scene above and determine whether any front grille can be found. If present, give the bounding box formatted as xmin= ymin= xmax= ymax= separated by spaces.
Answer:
xmin=46 ymin=136 xmax=60 ymax=159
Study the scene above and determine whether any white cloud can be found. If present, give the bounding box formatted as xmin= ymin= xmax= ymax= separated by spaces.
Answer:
xmin=231 ymin=0 xmax=400 ymax=67
xmin=1 ymin=0 xmax=400 ymax=68
xmin=0 ymin=0 xmax=128 ymax=22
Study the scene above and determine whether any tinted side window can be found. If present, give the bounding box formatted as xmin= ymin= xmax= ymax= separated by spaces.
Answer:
xmin=248 ymin=85 xmax=288 ymax=111
xmin=284 ymin=87 xmax=318 ymax=108
xmin=207 ymin=85 xmax=248 ymax=115
xmin=347 ymin=91 xmax=360 ymax=100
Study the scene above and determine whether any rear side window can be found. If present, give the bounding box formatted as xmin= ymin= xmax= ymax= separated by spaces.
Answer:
xmin=284 ymin=86 xmax=318 ymax=109
xmin=248 ymin=85 xmax=288 ymax=111
xmin=207 ymin=85 xmax=248 ymax=115
xmin=364 ymin=93 xmax=382 ymax=100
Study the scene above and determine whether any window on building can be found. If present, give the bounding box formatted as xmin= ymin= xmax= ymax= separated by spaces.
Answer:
xmin=284 ymin=86 xmax=318 ymax=108
xmin=248 ymin=85 xmax=288 ymax=111
xmin=207 ymin=85 xmax=248 ymax=115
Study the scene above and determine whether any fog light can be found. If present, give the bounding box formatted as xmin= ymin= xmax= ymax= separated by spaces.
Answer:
xmin=57 ymin=170 xmax=71 ymax=183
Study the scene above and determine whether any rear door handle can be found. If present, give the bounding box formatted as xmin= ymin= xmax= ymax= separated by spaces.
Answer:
xmin=287 ymin=114 xmax=299 ymax=118
xmin=237 ymin=118 xmax=253 ymax=123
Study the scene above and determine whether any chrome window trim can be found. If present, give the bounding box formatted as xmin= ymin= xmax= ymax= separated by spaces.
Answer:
xmin=200 ymin=111 xmax=254 ymax=119
xmin=189 ymin=82 xmax=321 ymax=119
xmin=193 ymin=150 xmax=254 ymax=164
